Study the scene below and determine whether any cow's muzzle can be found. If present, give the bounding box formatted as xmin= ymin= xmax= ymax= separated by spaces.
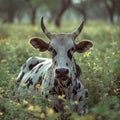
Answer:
xmin=55 ymin=68 xmax=70 ymax=80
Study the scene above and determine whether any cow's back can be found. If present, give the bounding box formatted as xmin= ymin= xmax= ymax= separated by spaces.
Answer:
xmin=14 ymin=56 xmax=52 ymax=96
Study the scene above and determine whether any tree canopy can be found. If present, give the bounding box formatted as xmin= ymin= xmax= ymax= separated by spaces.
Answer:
xmin=0 ymin=0 xmax=119 ymax=26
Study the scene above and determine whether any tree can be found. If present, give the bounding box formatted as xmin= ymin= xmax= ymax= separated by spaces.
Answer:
xmin=55 ymin=0 xmax=71 ymax=27
xmin=54 ymin=0 xmax=88 ymax=27
xmin=25 ymin=0 xmax=45 ymax=25
xmin=91 ymin=0 xmax=118 ymax=24
xmin=116 ymin=0 xmax=120 ymax=19
xmin=44 ymin=0 xmax=61 ymax=23
xmin=71 ymin=0 xmax=88 ymax=23
xmin=0 ymin=0 xmax=26 ymax=23
xmin=103 ymin=0 xmax=117 ymax=24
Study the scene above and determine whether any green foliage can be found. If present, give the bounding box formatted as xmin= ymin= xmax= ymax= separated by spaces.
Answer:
xmin=0 ymin=21 xmax=120 ymax=120
xmin=29 ymin=0 xmax=44 ymax=8
xmin=0 ymin=24 xmax=9 ymax=39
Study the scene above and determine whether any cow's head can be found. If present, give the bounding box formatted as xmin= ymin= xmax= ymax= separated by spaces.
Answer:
xmin=30 ymin=17 xmax=93 ymax=81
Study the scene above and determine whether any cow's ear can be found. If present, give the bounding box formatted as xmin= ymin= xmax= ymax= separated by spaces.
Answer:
xmin=76 ymin=40 xmax=93 ymax=53
xmin=30 ymin=37 xmax=49 ymax=52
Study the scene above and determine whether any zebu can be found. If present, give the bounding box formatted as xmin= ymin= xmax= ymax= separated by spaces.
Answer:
xmin=13 ymin=17 xmax=93 ymax=118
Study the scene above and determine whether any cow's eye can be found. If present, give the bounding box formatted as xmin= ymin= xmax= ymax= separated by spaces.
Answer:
xmin=52 ymin=49 xmax=57 ymax=57
xmin=67 ymin=50 xmax=73 ymax=60
xmin=49 ymin=46 xmax=53 ymax=51
xmin=49 ymin=47 xmax=57 ymax=57
xmin=67 ymin=47 xmax=75 ymax=60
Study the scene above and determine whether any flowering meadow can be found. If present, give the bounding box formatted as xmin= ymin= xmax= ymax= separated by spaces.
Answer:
xmin=0 ymin=21 xmax=120 ymax=120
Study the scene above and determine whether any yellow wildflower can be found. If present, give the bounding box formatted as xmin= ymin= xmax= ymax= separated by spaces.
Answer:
xmin=93 ymin=62 xmax=96 ymax=66
xmin=35 ymin=84 xmax=41 ymax=89
xmin=47 ymin=107 xmax=54 ymax=116
xmin=0 ymin=95 xmax=3 ymax=99
xmin=28 ymin=105 xmax=34 ymax=111
xmin=0 ymin=112 xmax=3 ymax=116
xmin=84 ymin=51 xmax=91 ymax=57
xmin=48 ymin=98 xmax=52 ymax=102
xmin=81 ymin=114 xmax=95 ymax=120
xmin=58 ymin=94 xmax=65 ymax=99
xmin=9 ymin=100 xmax=14 ymax=103
xmin=34 ymin=105 xmax=42 ymax=112
xmin=111 ymin=41 xmax=117 ymax=45
xmin=34 ymin=26 xmax=38 ymax=31
xmin=1 ymin=59 xmax=7 ymax=63
xmin=74 ymin=101 xmax=79 ymax=105
xmin=64 ymin=105 xmax=69 ymax=110
xmin=17 ymin=103 xmax=21 ymax=106
xmin=112 ymin=52 xmax=115 ymax=55
xmin=10 ymin=77 xmax=15 ymax=82
xmin=40 ymin=112 xmax=45 ymax=119
xmin=21 ymin=83 xmax=27 ymax=88
xmin=23 ymin=99 xmax=28 ymax=105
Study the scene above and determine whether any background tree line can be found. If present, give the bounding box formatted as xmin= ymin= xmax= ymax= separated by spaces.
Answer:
xmin=0 ymin=0 xmax=120 ymax=27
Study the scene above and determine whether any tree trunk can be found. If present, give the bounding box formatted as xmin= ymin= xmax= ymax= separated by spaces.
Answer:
xmin=48 ymin=11 xmax=56 ymax=23
xmin=31 ymin=9 xmax=36 ymax=25
xmin=8 ymin=13 xmax=14 ymax=23
xmin=55 ymin=7 xmax=67 ymax=27
xmin=25 ymin=0 xmax=37 ymax=25
xmin=109 ymin=10 xmax=114 ymax=24
xmin=104 ymin=0 xmax=116 ymax=24
xmin=55 ymin=0 xmax=71 ymax=27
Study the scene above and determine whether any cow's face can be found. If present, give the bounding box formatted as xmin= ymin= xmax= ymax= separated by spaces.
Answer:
xmin=30 ymin=17 xmax=93 ymax=81
xmin=49 ymin=35 xmax=75 ymax=80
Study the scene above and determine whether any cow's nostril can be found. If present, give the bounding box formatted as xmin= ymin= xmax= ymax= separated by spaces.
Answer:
xmin=55 ymin=68 xmax=69 ymax=75
xmin=55 ymin=69 xmax=60 ymax=74
xmin=64 ymin=69 xmax=69 ymax=74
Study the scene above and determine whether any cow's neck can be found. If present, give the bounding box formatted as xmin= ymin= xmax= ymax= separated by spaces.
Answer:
xmin=69 ymin=58 xmax=81 ymax=81
xmin=50 ymin=58 xmax=82 ymax=98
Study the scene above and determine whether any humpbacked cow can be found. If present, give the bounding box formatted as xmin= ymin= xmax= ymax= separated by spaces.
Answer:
xmin=13 ymin=17 xmax=93 ymax=117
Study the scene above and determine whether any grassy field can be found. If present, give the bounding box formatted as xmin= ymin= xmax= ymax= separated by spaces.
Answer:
xmin=0 ymin=21 xmax=120 ymax=120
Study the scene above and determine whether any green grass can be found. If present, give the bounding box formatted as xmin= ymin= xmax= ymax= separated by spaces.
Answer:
xmin=0 ymin=21 xmax=120 ymax=120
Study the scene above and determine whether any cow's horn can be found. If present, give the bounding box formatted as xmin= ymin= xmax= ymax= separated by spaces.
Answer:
xmin=72 ymin=21 xmax=84 ymax=39
xmin=41 ymin=17 xmax=52 ymax=39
